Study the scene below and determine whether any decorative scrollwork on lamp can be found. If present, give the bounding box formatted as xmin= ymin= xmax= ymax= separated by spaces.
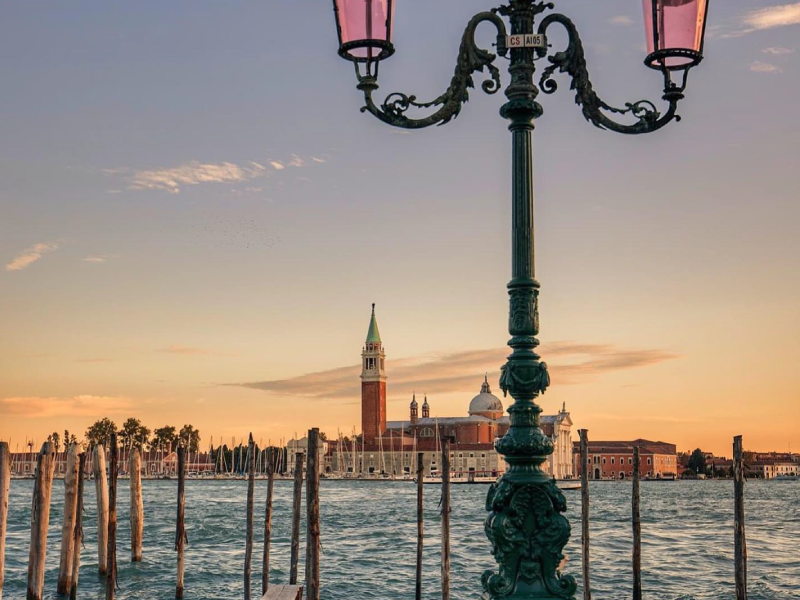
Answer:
xmin=356 ymin=12 xmax=508 ymax=129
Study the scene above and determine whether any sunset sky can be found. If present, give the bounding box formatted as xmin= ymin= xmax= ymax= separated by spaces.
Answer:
xmin=1 ymin=0 xmax=798 ymax=458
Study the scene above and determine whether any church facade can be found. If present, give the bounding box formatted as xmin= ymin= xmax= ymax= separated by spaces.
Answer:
xmin=325 ymin=305 xmax=574 ymax=479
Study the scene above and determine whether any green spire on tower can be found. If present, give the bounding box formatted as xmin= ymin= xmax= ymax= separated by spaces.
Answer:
xmin=366 ymin=303 xmax=381 ymax=343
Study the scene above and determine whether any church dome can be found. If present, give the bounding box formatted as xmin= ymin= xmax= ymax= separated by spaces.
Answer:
xmin=468 ymin=376 xmax=503 ymax=416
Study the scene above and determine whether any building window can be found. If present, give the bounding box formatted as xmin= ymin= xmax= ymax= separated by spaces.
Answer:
xmin=602 ymin=458 xmax=606 ymax=464
xmin=629 ymin=458 xmax=633 ymax=465
xmin=611 ymin=458 xmax=615 ymax=465
xmin=647 ymin=458 xmax=652 ymax=465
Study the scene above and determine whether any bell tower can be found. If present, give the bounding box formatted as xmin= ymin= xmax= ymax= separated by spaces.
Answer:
xmin=361 ymin=303 xmax=386 ymax=445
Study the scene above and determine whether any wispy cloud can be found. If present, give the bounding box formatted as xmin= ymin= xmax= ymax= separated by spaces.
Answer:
xmin=714 ymin=3 xmax=800 ymax=37
xmin=5 ymin=242 xmax=60 ymax=272
xmin=120 ymin=154 xmax=324 ymax=194
xmin=232 ymin=342 xmax=679 ymax=401
xmin=159 ymin=344 xmax=229 ymax=356
xmin=73 ymin=358 xmax=113 ymax=363
xmin=82 ymin=254 xmax=115 ymax=264
xmin=0 ymin=395 xmax=133 ymax=418
xmin=750 ymin=60 xmax=784 ymax=73
xmin=609 ymin=15 xmax=634 ymax=26
xmin=763 ymin=46 xmax=795 ymax=55
xmin=743 ymin=2 xmax=800 ymax=31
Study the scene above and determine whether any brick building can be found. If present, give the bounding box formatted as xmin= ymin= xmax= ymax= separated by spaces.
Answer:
xmin=572 ymin=439 xmax=678 ymax=480
xmin=325 ymin=305 xmax=574 ymax=479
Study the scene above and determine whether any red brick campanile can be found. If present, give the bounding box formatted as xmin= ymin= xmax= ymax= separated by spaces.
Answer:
xmin=361 ymin=304 xmax=386 ymax=445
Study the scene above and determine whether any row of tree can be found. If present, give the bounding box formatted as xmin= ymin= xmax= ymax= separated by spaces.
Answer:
xmin=45 ymin=418 xmax=201 ymax=452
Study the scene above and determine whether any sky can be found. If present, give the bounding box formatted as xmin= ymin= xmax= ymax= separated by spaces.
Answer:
xmin=1 ymin=0 xmax=798 ymax=458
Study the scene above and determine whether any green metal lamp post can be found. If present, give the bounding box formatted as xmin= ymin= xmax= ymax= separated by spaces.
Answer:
xmin=332 ymin=1 xmax=709 ymax=598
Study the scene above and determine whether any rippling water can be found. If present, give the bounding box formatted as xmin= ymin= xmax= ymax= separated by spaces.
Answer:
xmin=3 ymin=479 xmax=799 ymax=599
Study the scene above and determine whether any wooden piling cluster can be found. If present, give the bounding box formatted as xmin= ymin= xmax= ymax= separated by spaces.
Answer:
xmin=0 ymin=442 xmax=10 ymax=600
xmin=27 ymin=441 xmax=56 ymax=600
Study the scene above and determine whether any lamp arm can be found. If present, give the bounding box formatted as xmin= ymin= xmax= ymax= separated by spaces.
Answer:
xmin=356 ymin=11 xmax=507 ymax=130
xmin=536 ymin=13 xmax=681 ymax=135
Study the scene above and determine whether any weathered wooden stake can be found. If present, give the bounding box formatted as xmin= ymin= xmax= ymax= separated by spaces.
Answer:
xmin=27 ymin=441 xmax=56 ymax=600
xmin=733 ymin=435 xmax=747 ymax=600
xmin=58 ymin=444 xmax=80 ymax=595
xmin=175 ymin=446 xmax=187 ymax=600
xmin=305 ymin=429 xmax=320 ymax=600
xmin=129 ymin=448 xmax=144 ymax=562
xmin=415 ymin=452 xmax=424 ymax=600
xmin=262 ymin=449 xmax=275 ymax=596
xmin=105 ymin=434 xmax=118 ymax=600
xmin=441 ymin=438 xmax=450 ymax=600
xmin=69 ymin=452 xmax=86 ymax=600
xmin=0 ymin=442 xmax=11 ymax=600
xmin=244 ymin=434 xmax=256 ymax=600
xmin=579 ymin=428 xmax=591 ymax=600
xmin=632 ymin=446 xmax=642 ymax=600
xmin=92 ymin=445 xmax=109 ymax=575
xmin=289 ymin=452 xmax=303 ymax=586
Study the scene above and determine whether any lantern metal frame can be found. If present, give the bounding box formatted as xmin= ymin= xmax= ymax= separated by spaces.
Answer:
xmin=643 ymin=0 xmax=710 ymax=73
xmin=332 ymin=0 xmax=708 ymax=598
xmin=332 ymin=0 xmax=396 ymax=64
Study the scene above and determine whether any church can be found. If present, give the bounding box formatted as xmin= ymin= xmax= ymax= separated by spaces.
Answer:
xmin=325 ymin=305 xmax=574 ymax=479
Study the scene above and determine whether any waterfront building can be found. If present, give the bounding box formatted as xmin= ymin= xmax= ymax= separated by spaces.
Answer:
xmin=286 ymin=435 xmax=330 ymax=474
xmin=324 ymin=305 xmax=574 ymax=479
xmin=8 ymin=448 xmax=215 ymax=478
xmin=749 ymin=461 xmax=798 ymax=479
xmin=572 ymin=439 xmax=678 ymax=480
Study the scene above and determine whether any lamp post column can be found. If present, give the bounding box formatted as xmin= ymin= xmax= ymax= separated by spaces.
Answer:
xmin=483 ymin=2 xmax=576 ymax=599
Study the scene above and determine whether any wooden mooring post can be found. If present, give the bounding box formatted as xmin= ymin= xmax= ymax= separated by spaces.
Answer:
xmin=262 ymin=449 xmax=276 ymax=596
xmin=70 ymin=452 xmax=87 ymax=600
xmin=305 ymin=429 xmax=320 ymax=600
xmin=415 ymin=452 xmax=424 ymax=600
xmin=92 ymin=444 xmax=109 ymax=575
xmin=0 ymin=442 xmax=10 ymax=600
xmin=130 ymin=448 xmax=144 ymax=562
xmin=441 ymin=437 xmax=451 ymax=600
xmin=289 ymin=452 xmax=303 ymax=586
xmin=58 ymin=444 xmax=80 ymax=595
xmin=244 ymin=434 xmax=256 ymax=600
xmin=175 ymin=446 xmax=187 ymax=600
xmin=105 ymin=433 xmax=118 ymax=600
xmin=579 ymin=428 xmax=591 ymax=600
xmin=632 ymin=446 xmax=642 ymax=600
xmin=733 ymin=435 xmax=747 ymax=600
xmin=27 ymin=441 xmax=56 ymax=600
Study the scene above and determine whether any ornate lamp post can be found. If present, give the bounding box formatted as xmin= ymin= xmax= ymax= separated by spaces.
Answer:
xmin=331 ymin=1 xmax=709 ymax=598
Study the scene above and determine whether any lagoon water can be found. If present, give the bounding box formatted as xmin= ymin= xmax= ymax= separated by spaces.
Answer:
xmin=3 ymin=479 xmax=799 ymax=600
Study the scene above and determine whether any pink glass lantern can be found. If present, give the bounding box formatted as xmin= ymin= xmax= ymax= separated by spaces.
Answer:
xmin=333 ymin=0 xmax=395 ymax=63
xmin=642 ymin=0 xmax=709 ymax=71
